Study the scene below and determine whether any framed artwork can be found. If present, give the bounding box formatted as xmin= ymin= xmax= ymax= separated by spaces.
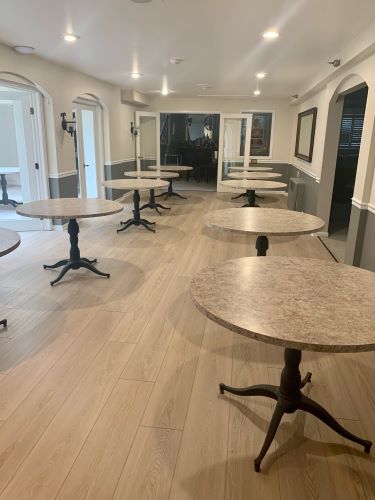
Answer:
xmin=295 ymin=107 xmax=317 ymax=162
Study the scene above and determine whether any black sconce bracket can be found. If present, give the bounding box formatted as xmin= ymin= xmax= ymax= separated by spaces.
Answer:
xmin=61 ymin=112 xmax=77 ymax=137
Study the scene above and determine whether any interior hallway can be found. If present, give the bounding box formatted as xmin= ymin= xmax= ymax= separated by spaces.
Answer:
xmin=0 ymin=192 xmax=374 ymax=499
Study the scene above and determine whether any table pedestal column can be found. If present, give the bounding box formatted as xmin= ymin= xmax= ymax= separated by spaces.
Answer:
xmin=256 ymin=235 xmax=269 ymax=256
xmin=43 ymin=218 xmax=110 ymax=286
xmin=155 ymin=179 xmax=187 ymax=200
xmin=0 ymin=174 xmax=21 ymax=208
xmin=139 ymin=189 xmax=171 ymax=215
xmin=241 ymin=190 xmax=259 ymax=208
xmin=0 ymin=319 xmax=7 ymax=328
xmin=118 ymin=189 xmax=156 ymax=233
xmin=220 ymin=348 xmax=372 ymax=472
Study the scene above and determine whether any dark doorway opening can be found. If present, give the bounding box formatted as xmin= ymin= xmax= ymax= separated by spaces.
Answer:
xmin=326 ymin=86 xmax=368 ymax=261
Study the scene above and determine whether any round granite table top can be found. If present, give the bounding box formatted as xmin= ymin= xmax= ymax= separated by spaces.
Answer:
xmin=228 ymin=166 xmax=273 ymax=172
xmin=204 ymin=208 xmax=325 ymax=236
xmin=221 ymin=179 xmax=287 ymax=191
xmin=0 ymin=228 xmax=20 ymax=257
xmin=191 ymin=256 xmax=375 ymax=353
xmin=103 ymin=178 xmax=169 ymax=192
xmin=124 ymin=170 xmax=179 ymax=179
xmin=16 ymin=198 xmax=123 ymax=220
xmin=227 ymin=171 xmax=281 ymax=180
xmin=148 ymin=165 xmax=193 ymax=172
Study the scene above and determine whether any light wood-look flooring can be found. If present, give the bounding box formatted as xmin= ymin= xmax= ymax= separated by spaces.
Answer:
xmin=0 ymin=191 xmax=374 ymax=499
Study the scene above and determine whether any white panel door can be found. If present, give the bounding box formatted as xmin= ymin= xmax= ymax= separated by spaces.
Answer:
xmin=217 ymin=113 xmax=252 ymax=192
xmin=135 ymin=111 xmax=160 ymax=171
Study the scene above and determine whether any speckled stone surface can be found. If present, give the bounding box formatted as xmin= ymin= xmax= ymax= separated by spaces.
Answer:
xmin=220 ymin=179 xmax=287 ymax=190
xmin=204 ymin=208 xmax=325 ymax=236
xmin=229 ymin=166 xmax=273 ymax=172
xmin=191 ymin=257 xmax=375 ymax=353
xmin=17 ymin=198 xmax=123 ymax=220
xmin=148 ymin=165 xmax=193 ymax=172
xmin=0 ymin=228 xmax=20 ymax=257
xmin=124 ymin=171 xmax=179 ymax=179
xmin=103 ymin=178 xmax=169 ymax=191
xmin=227 ymin=171 xmax=281 ymax=179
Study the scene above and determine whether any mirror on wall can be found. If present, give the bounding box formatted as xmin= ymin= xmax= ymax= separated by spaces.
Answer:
xmin=295 ymin=107 xmax=317 ymax=162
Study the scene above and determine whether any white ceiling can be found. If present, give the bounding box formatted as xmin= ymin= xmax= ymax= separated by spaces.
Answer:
xmin=0 ymin=0 xmax=375 ymax=98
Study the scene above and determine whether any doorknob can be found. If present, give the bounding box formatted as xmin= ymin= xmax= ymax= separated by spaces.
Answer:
xmin=83 ymin=164 xmax=89 ymax=167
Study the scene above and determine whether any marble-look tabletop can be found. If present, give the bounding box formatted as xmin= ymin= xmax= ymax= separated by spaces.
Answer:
xmin=227 ymin=171 xmax=281 ymax=180
xmin=228 ymin=166 xmax=273 ymax=172
xmin=204 ymin=208 xmax=325 ymax=236
xmin=124 ymin=170 xmax=179 ymax=179
xmin=103 ymin=178 xmax=169 ymax=192
xmin=148 ymin=165 xmax=193 ymax=172
xmin=221 ymin=179 xmax=287 ymax=190
xmin=0 ymin=228 xmax=20 ymax=257
xmin=17 ymin=198 xmax=123 ymax=219
xmin=191 ymin=256 xmax=375 ymax=353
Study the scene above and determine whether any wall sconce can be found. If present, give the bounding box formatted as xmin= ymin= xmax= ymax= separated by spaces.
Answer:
xmin=61 ymin=112 xmax=76 ymax=137
xmin=130 ymin=121 xmax=140 ymax=137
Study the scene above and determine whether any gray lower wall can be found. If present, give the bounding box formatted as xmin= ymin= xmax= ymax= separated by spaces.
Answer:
xmin=350 ymin=208 xmax=375 ymax=272
xmin=287 ymin=165 xmax=320 ymax=215
xmin=104 ymin=160 xmax=136 ymax=200
xmin=48 ymin=173 xmax=78 ymax=225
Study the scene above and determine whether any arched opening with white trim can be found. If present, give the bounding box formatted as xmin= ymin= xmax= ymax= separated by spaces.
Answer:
xmin=317 ymin=73 xmax=369 ymax=263
xmin=0 ymin=72 xmax=54 ymax=230
xmin=72 ymin=93 xmax=109 ymax=199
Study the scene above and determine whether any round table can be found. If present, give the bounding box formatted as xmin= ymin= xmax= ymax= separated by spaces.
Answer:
xmin=204 ymin=208 xmax=325 ymax=255
xmin=221 ymin=179 xmax=287 ymax=207
xmin=102 ymin=179 xmax=169 ymax=233
xmin=124 ymin=170 xmax=178 ymax=214
xmin=191 ymin=257 xmax=375 ymax=471
xmin=148 ymin=165 xmax=193 ymax=200
xmin=0 ymin=228 xmax=20 ymax=327
xmin=17 ymin=198 xmax=123 ymax=286
xmin=227 ymin=172 xmax=282 ymax=202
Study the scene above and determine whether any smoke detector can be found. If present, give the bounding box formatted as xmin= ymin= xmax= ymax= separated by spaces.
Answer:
xmin=13 ymin=46 xmax=35 ymax=55
xmin=197 ymin=83 xmax=212 ymax=91
xmin=170 ymin=57 xmax=184 ymax=65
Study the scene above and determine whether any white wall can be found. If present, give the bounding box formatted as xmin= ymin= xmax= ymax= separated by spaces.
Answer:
xmin=0 ymin=102 xmax=18 ymax=166
xmin=0 ymin=43 xmax=136 ymax=176
xmin=148 ymin=96 xmax=293 ymax=162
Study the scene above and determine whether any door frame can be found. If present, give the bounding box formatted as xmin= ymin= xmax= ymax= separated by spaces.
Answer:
xmin=217 ymin=113 xmax=253 ymax=192
xmin=0 ymin=81 xmax=50 ymax=230
xmin=73 ymin=98 xmax=105 ymax=199
xmin=135 ymin=111 xmax=160 ymax=171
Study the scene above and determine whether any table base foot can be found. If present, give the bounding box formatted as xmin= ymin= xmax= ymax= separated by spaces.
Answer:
xmin=118 ymin=218 xmax=156 ymax=233
xmin=0 ymin=199 xmax=21 ymax=208
xmin=220 ymin=348 xmax=372 ymax=472
xmin=0 ymin=319 xmax=7 ymax=328
xmin=140 ymin=202 xmax=170 ymax=215
xmin=155 ymin=191 xmax=187 ymax=201
xmin=242 ymin=203 xmax=260 ymax=208
xmin=231 ymin=192 xmax=247 ymax=200
xmin=44 ymin=258 xmax=108 ymax=286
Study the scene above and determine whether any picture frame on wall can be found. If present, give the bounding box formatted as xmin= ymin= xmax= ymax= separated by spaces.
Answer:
xmin=295 ymin=107 xmax=317 ymax=162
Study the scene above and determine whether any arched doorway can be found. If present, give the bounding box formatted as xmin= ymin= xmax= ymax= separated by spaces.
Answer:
xmin=318 ymin=74 xmax=368 ymax=262
xmin=0 ymin=73 xmax=51 ymax=230
xmin=72 ymin=94 xmax=106 ymax=199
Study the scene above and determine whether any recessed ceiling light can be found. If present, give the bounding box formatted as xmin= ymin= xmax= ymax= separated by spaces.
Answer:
xmin=254 ymin=89 xmax=261 ymax=96
xmin=256 ymin=72 xmax=266 ymax=79
xmin=64 ymin=33 xmax=79 ymax=42
xmin=13 ymin=46 xmax=35 ymax=55
xmin=263 ymin=30 xmax=279 ymax=39
xmin=131 ymin=72 xmax=142 ymax=79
